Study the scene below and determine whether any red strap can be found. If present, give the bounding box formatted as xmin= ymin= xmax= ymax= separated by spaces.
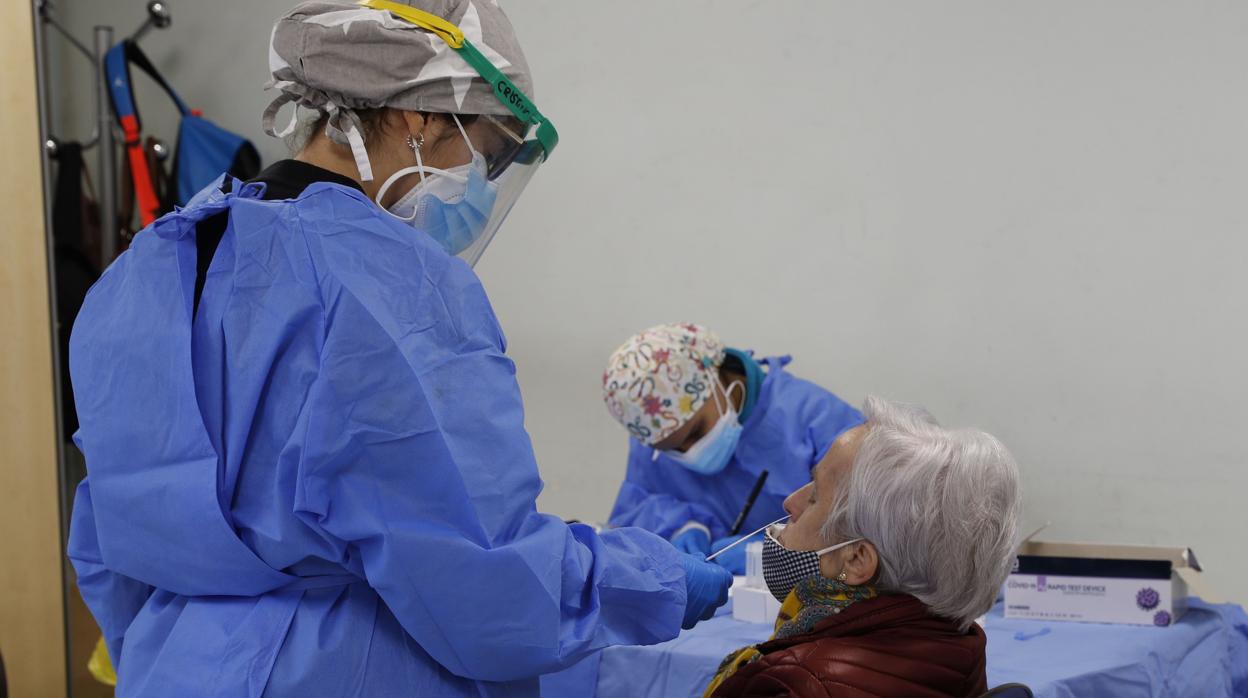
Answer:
xmin=121 ymin=115 xmax=161 ymax=226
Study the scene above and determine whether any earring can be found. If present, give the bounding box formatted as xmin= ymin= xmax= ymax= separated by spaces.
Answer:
xmin=406 ymin=133 xmax=424 ymax=153
xmin=836 ymin=571 xmax=848 ymax=582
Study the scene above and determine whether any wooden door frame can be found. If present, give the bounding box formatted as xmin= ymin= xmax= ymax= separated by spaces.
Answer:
xmin=0 ymin=1 xmax=70 ymax=696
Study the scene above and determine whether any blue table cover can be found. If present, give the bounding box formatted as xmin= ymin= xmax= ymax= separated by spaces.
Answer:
xmin=541 ymin=598 xmax=1248 ymax=697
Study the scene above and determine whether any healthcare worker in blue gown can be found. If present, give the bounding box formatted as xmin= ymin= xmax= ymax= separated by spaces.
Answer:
xmin=66 ymin=3 xmax=731 ymax=696
xmin=602 ymin=324 xmax=865 ymax=574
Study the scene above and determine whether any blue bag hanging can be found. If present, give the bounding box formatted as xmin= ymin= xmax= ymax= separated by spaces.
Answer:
xmin=106 ymin=39 xmax=260 ymax=225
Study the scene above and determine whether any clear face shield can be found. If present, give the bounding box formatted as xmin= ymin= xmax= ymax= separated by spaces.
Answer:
xmin=359 ymin=0 xmax=559 ymax=267
xmin=452 ymin=115 xmax=550 ymax=266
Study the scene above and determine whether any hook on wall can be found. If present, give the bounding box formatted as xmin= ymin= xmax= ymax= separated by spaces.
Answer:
xmin=132 ymin=1 xmax=173 ymax=43
xmin=37 ymin=0 xmax=95 ymax=66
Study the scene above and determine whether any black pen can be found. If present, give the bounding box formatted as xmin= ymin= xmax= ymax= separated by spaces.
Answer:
xmin=729 ymin=469 xmax=769 ymax=537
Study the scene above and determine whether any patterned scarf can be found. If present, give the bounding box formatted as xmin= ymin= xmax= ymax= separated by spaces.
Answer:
xmin=702 ymin=577 xmax=877 ymax=698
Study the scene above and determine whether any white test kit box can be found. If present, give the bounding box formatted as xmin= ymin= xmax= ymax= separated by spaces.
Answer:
xmin=1004 ymin=541 xmax=1203 ymax=627
xmin=729 ymin=542 xmax=782 ymax=624
xmin=732 ymin=583 xmax=781 ymax=624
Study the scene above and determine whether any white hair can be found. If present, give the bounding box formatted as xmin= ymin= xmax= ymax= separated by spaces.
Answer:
xmin=822 ymin=396 xmax=1021 ymax=630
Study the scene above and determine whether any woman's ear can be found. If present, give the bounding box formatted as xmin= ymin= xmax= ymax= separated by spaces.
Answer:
xmin=841 ymin=541 xmax=879 ymax=586
xmin=397 ymin=109 xmax=428 ymax=142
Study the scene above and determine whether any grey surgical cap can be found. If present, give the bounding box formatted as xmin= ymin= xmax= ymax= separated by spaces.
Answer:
xmin=264 ymin=0 xmax=533 ymax=180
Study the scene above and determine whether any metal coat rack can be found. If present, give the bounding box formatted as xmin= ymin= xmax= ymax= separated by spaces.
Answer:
xmin=37 ymin=0 xmax=172 ymax=263
xmin=33 ymin=8 xmax=174 ymax=689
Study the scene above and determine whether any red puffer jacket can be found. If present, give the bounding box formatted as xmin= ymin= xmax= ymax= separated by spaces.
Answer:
xmin=709 ymin=594 xmax=988 ymax=698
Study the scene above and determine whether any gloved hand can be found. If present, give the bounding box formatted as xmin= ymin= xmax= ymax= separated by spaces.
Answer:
xmin=680 ymin=553 xmax=733 ymax=630
xmin=709 ymin=532 xmax=762 ymax=575
xmin=670 ymin=525 xmax=712 ymax=556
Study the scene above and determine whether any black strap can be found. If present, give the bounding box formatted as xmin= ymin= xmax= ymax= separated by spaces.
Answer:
xmin=52 ymin=141 xmax=85 ymax=247
xmin=51 ymin=140 xmax=100 ymax=437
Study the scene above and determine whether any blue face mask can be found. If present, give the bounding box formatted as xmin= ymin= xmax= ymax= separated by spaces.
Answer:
xmin=407 ymin=152 xmax=498 ymax=256
xmin=665 ymin=382 xmax=744 ymax=476
xmin=376 ymin=116 xmax=499 ymax=257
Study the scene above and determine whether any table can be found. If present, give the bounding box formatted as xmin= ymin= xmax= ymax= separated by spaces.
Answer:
xmin=540 ymin=597 xmax=1248 ymax=697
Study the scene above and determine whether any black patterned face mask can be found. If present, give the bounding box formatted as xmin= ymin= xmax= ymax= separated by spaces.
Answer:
xmin=761 ymin=524 xmax=862 ymax=603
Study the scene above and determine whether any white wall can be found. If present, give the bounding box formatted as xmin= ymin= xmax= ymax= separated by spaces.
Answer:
xmin=52 ymin=1 xmax=1248 ymax=603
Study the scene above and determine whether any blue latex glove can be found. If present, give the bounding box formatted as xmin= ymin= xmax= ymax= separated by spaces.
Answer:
xmin=709 ymin=532 xmax=762 ymax=575
xmin=680 ymin=553 xmax=733 ymax=630
xmin=670 ymin=526 xmax=712 ymax=556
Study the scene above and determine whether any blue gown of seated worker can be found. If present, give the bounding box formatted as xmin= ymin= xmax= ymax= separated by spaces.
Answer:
xmin=67 ymin=167 xmax=687 ymax=698
xmin=608 ymin=351 xmax=865 ymax=541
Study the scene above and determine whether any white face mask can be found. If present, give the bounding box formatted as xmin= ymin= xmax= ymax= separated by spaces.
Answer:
xmin=386 ymin=159 xmax=472 ymax=221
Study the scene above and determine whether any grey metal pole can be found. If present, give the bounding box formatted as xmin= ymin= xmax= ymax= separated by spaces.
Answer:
xmin=34 ymin=4 xmax=57 ymax=269
xmin=94 ymin=25 xmax=117 ymax=264
xmin=32 ymin=6 xmax=74 ymax=694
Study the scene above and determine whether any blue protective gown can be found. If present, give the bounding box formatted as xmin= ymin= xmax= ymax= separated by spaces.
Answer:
xmin=608 ymin=356 xmax=864 ymax=541
xmin=67 ymin=178 xmax=687 ymax=697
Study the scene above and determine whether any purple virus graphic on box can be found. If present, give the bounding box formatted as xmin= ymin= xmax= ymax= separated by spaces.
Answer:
xmin=1153 ymin=611 xmax=1172 ymax=627
xmin=1136 ymin=587 xmax=1160 ymax=611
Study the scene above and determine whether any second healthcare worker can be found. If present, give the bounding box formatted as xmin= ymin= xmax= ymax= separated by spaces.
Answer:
xmin=67 ymin=2 xmax=730 ymax=696
xmin=603 ymin=324 xmax=864 ymax=573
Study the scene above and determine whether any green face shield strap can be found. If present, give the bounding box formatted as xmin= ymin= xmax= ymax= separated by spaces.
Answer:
xmin=357 ymin=0 xmax=559 ymax=160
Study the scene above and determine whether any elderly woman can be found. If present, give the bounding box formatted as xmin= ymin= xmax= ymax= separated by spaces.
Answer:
xmin=704 ymin=397 xmax=1021 ymax=698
